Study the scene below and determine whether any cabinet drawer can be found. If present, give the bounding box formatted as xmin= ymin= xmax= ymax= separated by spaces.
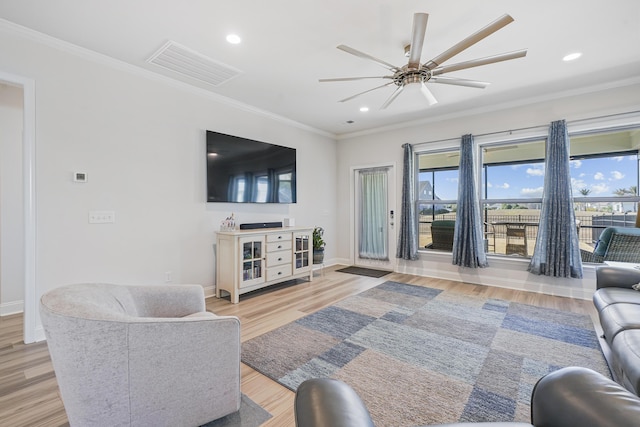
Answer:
xmin=266 ymin=264 xmax=292 ymax=281
xmin=266 ymin=250 xmax=292 ymax=266
xmin=266 ymin=233 xmax=292 ymax=243
xmin=266 ymin=240 xmax=292 ymax=252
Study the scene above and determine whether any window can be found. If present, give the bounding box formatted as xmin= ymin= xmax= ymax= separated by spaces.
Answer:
xmin=417 ymin=150 xmax=459 ymax=251
xmin=414 ymin=124 xmax=640 ymax=259
xmin=481 ymin=139 xmax=545 ymax=257
xmin=480 ymin=129 xmax=639 ymax=257
xmin=569 ymin=130 xmax=639 ymax=248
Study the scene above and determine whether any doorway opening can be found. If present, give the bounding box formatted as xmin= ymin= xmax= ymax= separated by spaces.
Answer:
xmin=0 ymin=71 xmax=37 ymax=344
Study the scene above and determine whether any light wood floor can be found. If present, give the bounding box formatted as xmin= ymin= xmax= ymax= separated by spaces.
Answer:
xmin=0 ymin=266 xmax=598 ymax=427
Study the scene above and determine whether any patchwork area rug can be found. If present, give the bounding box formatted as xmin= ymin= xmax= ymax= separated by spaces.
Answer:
xmin=336 ymin=266 xmax=391 ymax=278
xmin=242 ymin=281 xmax=609 ymax=426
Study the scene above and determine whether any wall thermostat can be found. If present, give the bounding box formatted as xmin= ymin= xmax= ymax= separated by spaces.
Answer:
xmin=73 ymin=172 xmax=88 ymax=182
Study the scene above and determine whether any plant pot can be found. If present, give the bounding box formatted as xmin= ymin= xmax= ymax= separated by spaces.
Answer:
xmin=313 ymin=248 xmax=325 ymax=264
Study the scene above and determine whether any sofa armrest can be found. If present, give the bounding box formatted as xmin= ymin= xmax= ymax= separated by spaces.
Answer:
xmin=295 ymin=378 xmax=374 ymax=427
xmin=595 ymin=266 xmax=640 ymax=289
xmin=531 ymin=367 xmax=640 ymax=427
xmin=129 ymin=284 xmax=206 ymax=317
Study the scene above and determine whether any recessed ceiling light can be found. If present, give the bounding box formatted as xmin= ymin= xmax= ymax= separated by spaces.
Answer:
xmin=226 ymin=34 xmax=242 ymax=44
xmin=563 ymin=52 xmax=582 ymax=62
xmin=359 ymin=106 xmax=369 ymax=112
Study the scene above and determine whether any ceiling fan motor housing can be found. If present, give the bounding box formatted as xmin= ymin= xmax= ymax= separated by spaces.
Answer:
xmin=394 ymin=67 xmax=431 ymax=87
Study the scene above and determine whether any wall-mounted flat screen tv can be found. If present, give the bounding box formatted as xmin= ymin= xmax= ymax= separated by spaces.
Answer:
xmin=206 ymin=130 xmax=297 ymax=203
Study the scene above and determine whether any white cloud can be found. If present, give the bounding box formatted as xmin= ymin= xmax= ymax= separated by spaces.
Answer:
xmin=610 ymin=170 xmax=624 ymax=180
xmin=521 ymin=187 xmax=544 ymax=197
xmin=498 ymin=183 xmax=510 ymax=189
xmin=571 ymin=159 xmax=582 ymax=168
xmin=526 ymin=167 xmax=544 ymax=176
xmin=594 ymin=172 xmax=605 ymax=180
xmin=571 ymin=177 xmax=586 ymax=190
xmin=591 ymin=183 xmax=609 ymax=194
xmin=613 ymin=156 xmax=625 ymax=162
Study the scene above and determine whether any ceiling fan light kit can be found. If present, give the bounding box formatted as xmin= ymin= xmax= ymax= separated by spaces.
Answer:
xmin=320 ymin=12 xmax=527 ymax=110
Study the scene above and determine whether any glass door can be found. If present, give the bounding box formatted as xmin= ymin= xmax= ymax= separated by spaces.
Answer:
xmin=293 ymin=231 xmax=311 ymax=273
xmin=354 ymin=166 xmax=396 ymax=270
xmin=239 ymin=236 xmax=264 ymax=288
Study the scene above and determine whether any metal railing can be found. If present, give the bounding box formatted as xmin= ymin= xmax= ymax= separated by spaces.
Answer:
xmin=419 ymin=212 xmax=638 ymax=253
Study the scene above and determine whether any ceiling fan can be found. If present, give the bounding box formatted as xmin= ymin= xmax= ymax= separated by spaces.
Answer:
xmin=319 ymin=13 xmax=527 ymax=109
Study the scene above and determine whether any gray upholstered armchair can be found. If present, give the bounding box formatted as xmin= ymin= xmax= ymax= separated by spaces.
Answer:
xmin=40 ymin=283 xmax=241 ymax=427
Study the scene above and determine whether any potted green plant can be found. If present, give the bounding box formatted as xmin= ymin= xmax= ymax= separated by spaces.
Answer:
xmin=313 ymin=227 xmax=325 ymax=264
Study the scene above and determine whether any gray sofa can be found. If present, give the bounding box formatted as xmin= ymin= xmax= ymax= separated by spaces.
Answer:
xmin=40 ymin=283 xmax=241 ymax=427
xmin=594 ymin=265 xmax=640 ymax=394
xmin=294 ymin=367 xmax=640 ymax=426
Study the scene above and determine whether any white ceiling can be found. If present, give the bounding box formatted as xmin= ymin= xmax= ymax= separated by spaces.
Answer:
xmin=1 ymin=0 xmax=639 ymax=136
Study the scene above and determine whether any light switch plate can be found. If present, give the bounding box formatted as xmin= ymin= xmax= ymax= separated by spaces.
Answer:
xmin=88 ymin=211 xmax=115 ymax=224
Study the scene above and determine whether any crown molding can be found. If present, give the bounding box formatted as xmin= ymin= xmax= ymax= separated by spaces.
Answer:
xmin=336 ymin=75 xmax=640 ymax=141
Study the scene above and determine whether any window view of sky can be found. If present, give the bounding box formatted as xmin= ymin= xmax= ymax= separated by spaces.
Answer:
xmin=486 ymin=154 xmax=638 ymax=199
xmin=420 ymin=154 xmax=638 ymax=202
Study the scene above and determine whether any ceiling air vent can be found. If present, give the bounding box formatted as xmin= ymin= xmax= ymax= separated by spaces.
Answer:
xmin=147 ymin=41 xmax=242 ymax=87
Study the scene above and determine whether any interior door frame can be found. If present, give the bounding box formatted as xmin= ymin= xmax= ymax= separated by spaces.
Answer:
xmin=0 ymin=71 xmax=37 ymax=343
xmin=350 ymin=163 xmax=396 ymax=271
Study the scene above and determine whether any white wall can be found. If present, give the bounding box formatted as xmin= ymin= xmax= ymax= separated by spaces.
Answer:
xmin=0 ymin=83 xmax=24 ymax=314
xmin=0 ymin=25 xmax=337 ymax=322
xmin=337 ymin=81 xmax=640 ymax=300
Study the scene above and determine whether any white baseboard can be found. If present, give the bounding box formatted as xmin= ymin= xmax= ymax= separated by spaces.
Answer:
xmin=0 ymin=300 xmax=24 ymax=317
xmin=203 ymin=285 xmax=216 ymax=298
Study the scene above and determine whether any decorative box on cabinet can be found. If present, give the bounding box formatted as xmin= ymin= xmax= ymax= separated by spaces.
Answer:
xmin=216 ymin=227 xmax=313 ymax=303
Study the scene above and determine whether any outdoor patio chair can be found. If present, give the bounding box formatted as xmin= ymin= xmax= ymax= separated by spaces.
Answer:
xmin=428 ymin=220 xmax=455 ymax=251
xmin=580 ymin=226 xmax=640 ymax=263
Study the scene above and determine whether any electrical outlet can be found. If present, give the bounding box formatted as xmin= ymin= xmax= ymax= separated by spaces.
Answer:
xmin=88 ymin=211 xmax=115 ymax=224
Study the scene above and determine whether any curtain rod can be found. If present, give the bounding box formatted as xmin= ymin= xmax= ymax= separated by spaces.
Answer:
xmin=412 ymin=109 xmax=640 ymax=148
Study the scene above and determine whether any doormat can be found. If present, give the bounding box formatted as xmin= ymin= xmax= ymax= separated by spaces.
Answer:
xmin=336 ymin=266 xmax=391 ymax=278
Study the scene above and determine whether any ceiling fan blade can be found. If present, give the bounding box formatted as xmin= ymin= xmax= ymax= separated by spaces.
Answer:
xmin=407 ymin=13 xmax=429 ymax=69
xmin=420 ymin=82 xmax=438 ymax=105
xmin=430 ymin=76 xmax=490 ymax=88
xmin=319 ymin=76 xmax=392 ymax=82
xmin=380 ymin=85 xmax=404 ymax=109
xmin=337 ymin=45 xmax=400 ymax=72
xmin=424 ymin=14 xmax=515 ymax=70
xmin=431 ymin=49 xmax=527 ymax=76
xmin=339 ymin=82 xmax=395 ymax=103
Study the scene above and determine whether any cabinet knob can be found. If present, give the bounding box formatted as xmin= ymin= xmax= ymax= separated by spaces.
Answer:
xmin=278 ymin=236 xmax=282 ymax=239
xmin=278 ymin=245 xmax=282 ymax=249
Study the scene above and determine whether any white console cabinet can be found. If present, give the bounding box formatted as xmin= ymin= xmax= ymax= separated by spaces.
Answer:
xmin=216 ymin=227 xmax=313 ymax=303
